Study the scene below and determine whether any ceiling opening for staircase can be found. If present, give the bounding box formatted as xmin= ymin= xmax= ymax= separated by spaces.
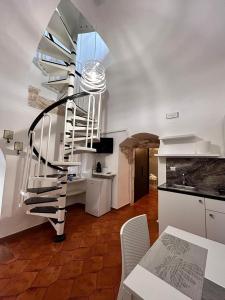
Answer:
xmin=76 ymin=32 xmax=109 ymax=74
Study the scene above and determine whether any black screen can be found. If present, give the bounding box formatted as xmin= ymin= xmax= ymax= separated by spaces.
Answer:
xmin=92 ymin=138 xmax=113 ymax=153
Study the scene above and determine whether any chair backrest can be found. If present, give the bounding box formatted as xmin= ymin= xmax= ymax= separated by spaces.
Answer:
xmin=120 ymin=214 xmax=150 ymax=278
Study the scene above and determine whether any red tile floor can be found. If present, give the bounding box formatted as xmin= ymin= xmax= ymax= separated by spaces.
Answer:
xmin=0 ymin=189 xmax=158 ymax=300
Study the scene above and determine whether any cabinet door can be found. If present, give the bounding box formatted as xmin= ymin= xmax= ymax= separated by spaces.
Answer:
xmin=85 ymin=179 xmax=101 ymax=216
xmin=99 ymin=179 xmax=112 ymax=215
xmin=206 ymin=210 xmax=225 ymax=244
xmin=159 ymin=190 xmax=205 ymax=237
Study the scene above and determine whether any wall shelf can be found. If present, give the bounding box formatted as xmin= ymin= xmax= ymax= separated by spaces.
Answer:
xmin=159 ymin=134 xmax=196 ymax=141
xmin=155 ymin=154 xmax=220 ymax=158
xmin=67 ymin=178 xmax=86 ymax=183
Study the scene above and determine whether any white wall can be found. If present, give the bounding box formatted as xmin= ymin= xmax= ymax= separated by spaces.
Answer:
xmin=73 ymin=0 xmax=225 ymax=208
xmin=94 ymin=131 xmax=129 ymax=208
xmin=80 ymin=0 xmax=225 ymax=150
xmin=1 ymin=0 xmax=225 ymax=235
xmin=74 ymin=0 xmax=225 ymax=151
xmin=0 ymin=0 xmax=59 ymax=237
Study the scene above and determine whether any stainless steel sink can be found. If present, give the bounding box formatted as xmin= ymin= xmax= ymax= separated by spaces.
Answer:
xmin=172 ymin=184 xmax=196 ymax=191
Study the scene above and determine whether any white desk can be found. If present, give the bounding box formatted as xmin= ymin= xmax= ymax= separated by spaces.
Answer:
xmin=124 ymin=226 xmax=225 ymax=300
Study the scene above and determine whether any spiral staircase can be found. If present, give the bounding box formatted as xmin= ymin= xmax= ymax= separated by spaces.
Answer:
xmin=20 ymin=4 xmax=105 ymax=242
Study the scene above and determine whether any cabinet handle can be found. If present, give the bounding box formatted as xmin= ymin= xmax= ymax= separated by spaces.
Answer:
xmin=198 ymin=199 xmax=203 ymax=204
xmin=209 ymin=213 xmax=215 ymax=219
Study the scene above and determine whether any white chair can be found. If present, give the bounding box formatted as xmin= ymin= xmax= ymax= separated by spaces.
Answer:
xmin=117 ymin=214 xmax=150 ymax=300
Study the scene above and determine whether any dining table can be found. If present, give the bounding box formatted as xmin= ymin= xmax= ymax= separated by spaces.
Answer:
xmin=123 ymin=226 xmax=225 ymax=299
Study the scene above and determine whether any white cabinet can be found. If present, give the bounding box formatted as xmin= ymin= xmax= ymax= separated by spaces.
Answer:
xmin=206 ymin=210 xmax=225 ymax=244
xmin=205 ymin=198 xmax=225 ymax=214
xmin=85 ymin=178 xmax=112 ymax=217
xmin=205 ymin=198 xmax=225 ymax=244
xmin=158 ymin=190 xmax=206 ymax=237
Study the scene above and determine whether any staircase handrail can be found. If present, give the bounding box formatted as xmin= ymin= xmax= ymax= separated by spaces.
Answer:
xmin=28 ymin=91 xmax=89 ymax=170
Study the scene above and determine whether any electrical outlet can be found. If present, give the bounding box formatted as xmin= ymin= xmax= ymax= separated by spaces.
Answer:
xmin=170 ymin=166 xmax=176 ymax=171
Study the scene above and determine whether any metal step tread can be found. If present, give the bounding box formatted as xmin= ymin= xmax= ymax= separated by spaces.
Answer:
xmin=38 ymin=35 xmax=71 ymax=63
xmin=66 ymin=116 xmax=91 ymax=122
xmin=51 ymin=161 xmax=81 ymax=167
xmin=27 ymin=186 xmax=61 ymax=194
xmin=65 ymin=136 xmax=99 ymax=143
xmin=38 ymin=60 xmax=69 ymax=75
xmin=30 ymin=206 xmax=58 ymax=214
xmin=25 ymin=196 xmax=59 ymax=205
xmin=68 ymin=106 xmax=88 ymax=116
xmin=65 ymin=147 xmax=96 ymax=154
xmin=41 ymin=59 xmax=68 ymax=67
xmin=43 ymin=78 xmax=69 ymax=85
xmin=36 ymin=174 xmax=66 ymax=179
xmin=66 ymin=127 xmax=98 ymax=132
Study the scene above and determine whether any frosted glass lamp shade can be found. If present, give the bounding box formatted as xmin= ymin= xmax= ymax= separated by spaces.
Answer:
xmin=80 ymin=60 xmax=106 ymax=94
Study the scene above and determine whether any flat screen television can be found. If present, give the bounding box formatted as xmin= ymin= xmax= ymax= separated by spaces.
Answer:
xmin=92 ymin=138 xmax=113 ymax=153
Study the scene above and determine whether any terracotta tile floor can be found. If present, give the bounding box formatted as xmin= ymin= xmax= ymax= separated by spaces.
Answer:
xmin=0 ymin=189 xmax=158 ymax=299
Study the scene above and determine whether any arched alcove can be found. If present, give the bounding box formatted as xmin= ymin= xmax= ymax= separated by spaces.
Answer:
xmin=119 ymin=132 xmax=160 ymax=205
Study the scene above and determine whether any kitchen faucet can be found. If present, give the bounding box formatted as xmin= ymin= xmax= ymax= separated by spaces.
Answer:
xmin=182 ymin=173 xmax=186 ymax=185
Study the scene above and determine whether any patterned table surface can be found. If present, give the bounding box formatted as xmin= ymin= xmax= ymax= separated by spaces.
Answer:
xmin=124 ymin=226 xmax=225 ymax=300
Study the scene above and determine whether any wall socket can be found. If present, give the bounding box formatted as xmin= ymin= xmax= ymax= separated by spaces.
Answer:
xmin=166 ymin=112 xmax=179 ymax=119
xmin=170 ymin=166 xmax=176 ymax=171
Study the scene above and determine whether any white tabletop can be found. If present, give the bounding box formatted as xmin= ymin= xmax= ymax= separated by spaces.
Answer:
xmin=123 ymin=226 xmax=225 ymax=300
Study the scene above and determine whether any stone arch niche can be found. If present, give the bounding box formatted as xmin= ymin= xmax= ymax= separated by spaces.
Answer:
xmin=119 ymin=132 xmax=160 ymax=205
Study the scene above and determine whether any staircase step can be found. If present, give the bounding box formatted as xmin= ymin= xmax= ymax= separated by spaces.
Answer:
xmin=27 ymin=186 xmax=61 ymax=194
xmin=47 ymin=10 xmax=75 ymax=52
xmin=65 ymin=147 xmax=96 ymax=154
xmin=65 ymin=136 xmax=99 ymax=143
xmin=30 ymin=206 xmax=58 ymax=214
xmin=39 ymin=59 xmax=69 ymax=75
xmin=66 ymin=123 xmax=97 ymax=132
xmin=57 ymin=1 xmax=94 ymax=35
xmin=31 ymin=174 xmax=66 ymax=181
xmin=25 ymin=196 xmax=59 ymax=205
xmin=38 ymin=35 xmax=71 ymax=63
xmin=66 ymin=127 xmax=98 ymax=132
xmin=51 ymin=161 xmax=81 ymax=167
xmin=67 ymin=106 xmax=88 ymax=117
xmin=42 ymin=78 xmax=69 ymax=93
xmin=46 ymin=174 xmax=66 ymax=178
xmin=66 ymin=116 xmax=90 ymax=122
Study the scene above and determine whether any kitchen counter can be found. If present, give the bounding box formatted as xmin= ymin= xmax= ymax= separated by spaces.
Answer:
xmin=158 ymin=183 xmax=225 ymax=201
xmin=92 ymin=172 xmax=116 ymax=179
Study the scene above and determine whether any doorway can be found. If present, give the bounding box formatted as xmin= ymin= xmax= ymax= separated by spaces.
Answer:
xmin=149 ymin=148 xmax=159 ymax=191
xmin=134 ymin=147 xmax=159 ymax=202
xmin=134 ymin=148 xmax=149 ymax=202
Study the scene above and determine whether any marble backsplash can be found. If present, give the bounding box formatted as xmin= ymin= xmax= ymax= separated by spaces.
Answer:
xmin=166 ymin=158 xmax=225 ymax=191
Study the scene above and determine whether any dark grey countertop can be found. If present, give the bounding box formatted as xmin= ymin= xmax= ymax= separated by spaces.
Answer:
xmin=158 ymin=183 xmax=225 ymax=201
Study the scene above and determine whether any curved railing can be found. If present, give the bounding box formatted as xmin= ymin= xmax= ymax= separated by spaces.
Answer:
xmin=28 ymin=91 xmax=88 ymax=170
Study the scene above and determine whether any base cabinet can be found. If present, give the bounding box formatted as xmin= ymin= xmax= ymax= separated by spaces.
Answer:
xmin=206 ymin=210 xmax=225 ymax=244
xmin=159 ymin=190 xmax=225 ymax=244
xmin=85 ymin=178 xmax=112 ymax=217
xmin=159 ymin=190 xmax=206 ymax=237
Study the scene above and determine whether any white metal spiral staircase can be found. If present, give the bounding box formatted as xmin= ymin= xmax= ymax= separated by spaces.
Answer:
xmin=20 ymin=5 xmax=105 ymax=242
